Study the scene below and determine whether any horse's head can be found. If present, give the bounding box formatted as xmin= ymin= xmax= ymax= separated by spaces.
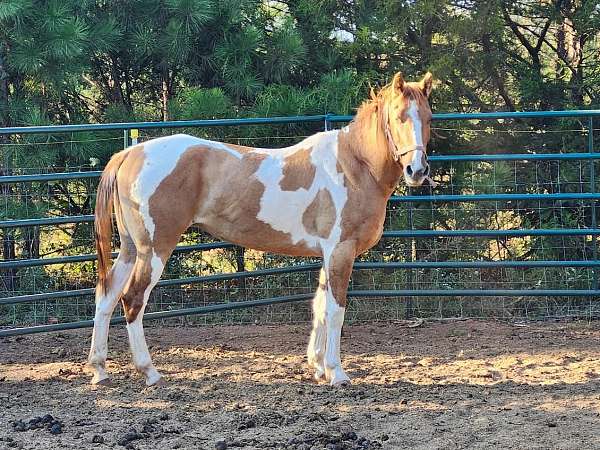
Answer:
xmin=382 ymin=72 xmax=434 ymax=187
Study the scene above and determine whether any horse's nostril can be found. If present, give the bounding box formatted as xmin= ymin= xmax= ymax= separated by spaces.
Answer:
xmin=424 ymin=165 xmax=430 ymax=176
xmin=406 ymin=165 xmax=413 ymax=176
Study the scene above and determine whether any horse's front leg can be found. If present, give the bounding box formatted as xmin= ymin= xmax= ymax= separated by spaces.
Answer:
xmin=307 ymin=268 xmax=328 ymax=380
xmin=308 ymin=240 xmax=355 ymax=386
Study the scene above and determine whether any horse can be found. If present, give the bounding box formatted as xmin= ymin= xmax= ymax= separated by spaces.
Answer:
xmin=88 ymin=71 xmax=434 ymax=387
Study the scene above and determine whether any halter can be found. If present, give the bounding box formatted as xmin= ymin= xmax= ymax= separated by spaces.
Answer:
xmin=383 ymin=103 xmax=438 ymax=187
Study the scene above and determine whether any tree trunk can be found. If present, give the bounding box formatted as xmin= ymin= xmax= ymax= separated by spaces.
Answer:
xmin=23 ymin=226 xmax=40 ymax=260
xmin=555 ymin=1 xmax=584 ymax=105
xmin=161 ymin=76 xmax=170 ymax=122
xmin=0 ymin=48 xmax=17 ymax=292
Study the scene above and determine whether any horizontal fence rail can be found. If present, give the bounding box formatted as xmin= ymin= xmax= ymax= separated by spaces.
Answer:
xmin=1 ymin=109 xmax=600 ymax=336
xmin=4 ymin=153 xmax=600 ymax=186
xmin=3 ymin=289 xmax=600 ymax=338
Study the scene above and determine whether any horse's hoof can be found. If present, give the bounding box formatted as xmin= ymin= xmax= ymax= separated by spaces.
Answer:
xmin=313 ymin=369 xmax=326 ymax=381
xmin=147 ymin=377 xmax=166 ymax=387
xmin=332 ymin=379 xmax=352 ymax=388
xmin=92 ymin=377 xmax=112 ymax=386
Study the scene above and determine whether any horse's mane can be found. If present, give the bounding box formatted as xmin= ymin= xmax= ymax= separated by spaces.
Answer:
xmin=350 ymin=81 xmax=425 ymax=145
xmin=355 ymin=81 xmax=426 ymax=119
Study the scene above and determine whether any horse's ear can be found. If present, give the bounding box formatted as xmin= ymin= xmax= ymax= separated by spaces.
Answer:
xmin=421 ymin=72 xmax=434 ymax=97
xmin=392 ymin=72 xmax=404 ymax=95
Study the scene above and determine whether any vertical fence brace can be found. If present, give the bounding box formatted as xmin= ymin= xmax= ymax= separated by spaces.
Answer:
xmin=122 ymin=129 xmax=129 ymax=149
xmin=590 ymin=117 xmax=598 ymax=290
xmin=324 ymin=113 xmax=332 ymax=132
xmin=405 ymin=197 xmax=415 ymax=320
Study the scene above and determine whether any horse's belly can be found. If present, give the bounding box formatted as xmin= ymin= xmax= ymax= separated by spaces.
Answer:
xmin=197 ymin=215 xmax=321 ymax=257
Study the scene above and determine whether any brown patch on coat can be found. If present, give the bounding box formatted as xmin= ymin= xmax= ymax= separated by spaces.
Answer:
xmin=111 ymin=145 xmax=154 ymax=323
xmin=199 ymin=151 xmax=320 ymax=256
xmin=327 ymin=241 xmax=356 ymax=307
xmin=148 ymin=145 xmax=218 ymax=262
xmin=302 ymin=188 xmax=336 ymax=239
xmin=222 ymin=143 xmax=255 ymax=155
xmin=121 ymin=258 xmax=152 ymax=323
xmin=279 ymin=147 xmax=316 ymax=191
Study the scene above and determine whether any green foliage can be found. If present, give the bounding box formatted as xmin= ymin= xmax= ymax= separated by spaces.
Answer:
xmin=2 ymin=0 xmax=600 ymax=321
xmin=262 ymin=17 xmax=307 ymax=83
xmin=172 ymin=87 xmax=233 ymax=119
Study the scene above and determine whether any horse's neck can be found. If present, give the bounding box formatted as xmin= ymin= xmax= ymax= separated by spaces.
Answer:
xmin=341 ymin=112 xmax=403 ymax=196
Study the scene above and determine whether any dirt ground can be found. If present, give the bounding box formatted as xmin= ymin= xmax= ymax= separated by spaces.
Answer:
xmin=1 ymin=320 xmax=599 ymax=450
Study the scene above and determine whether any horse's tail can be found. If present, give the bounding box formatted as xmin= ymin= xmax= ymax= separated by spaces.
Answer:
xmin=95 ymin=148 xmax=130 ymax=296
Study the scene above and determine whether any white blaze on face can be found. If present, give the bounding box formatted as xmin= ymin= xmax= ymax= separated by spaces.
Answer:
xmin=406 ymin=100 xmax=425 ymax=174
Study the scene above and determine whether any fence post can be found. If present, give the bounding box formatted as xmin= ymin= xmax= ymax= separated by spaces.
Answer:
xmin=405 ymin=197 xmax=415 ymax=319
xmin=589 ymin=117 xmax=598 ymax=290
xmin=324 ymin=113 xmax=332 ymax=131
xmin=123 ymin=129 xmax=129 ymax=149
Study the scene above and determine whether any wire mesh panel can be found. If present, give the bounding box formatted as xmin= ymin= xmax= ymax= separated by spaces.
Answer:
xmin=1 ymin=112 xmax=600 ymax=334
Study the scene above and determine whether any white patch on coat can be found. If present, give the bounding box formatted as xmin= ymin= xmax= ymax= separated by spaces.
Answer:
xmin=130 ymin=134 xmax=242 ymax=240
xmin=252 ymin=131 xmax=348 ymax=255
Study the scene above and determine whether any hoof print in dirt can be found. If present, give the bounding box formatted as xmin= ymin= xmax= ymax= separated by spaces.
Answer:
xmin=141 ymin=422 xmax=159 ymax=434
xmin=237 ymin=418 xmax=256 ymax=431
xmin=117 ymin=428 xmax=144 ymax=447
xmin=215 ymin=440 xmax=227 ymax=450
xmin=10 ymin=414 xmax=63 ymax=435
xmin=341 ymin=431 xmax=358 ymax=441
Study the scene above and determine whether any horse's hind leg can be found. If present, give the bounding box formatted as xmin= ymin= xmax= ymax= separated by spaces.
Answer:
xmin=121 ymin=251 xmax=166 ymax=386
xmin=88 ymin=237 xmax=136 ymax=385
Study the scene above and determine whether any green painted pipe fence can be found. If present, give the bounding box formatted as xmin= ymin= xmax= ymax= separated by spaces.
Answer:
xmin=1 ymin=109 xmax=599 ymax=336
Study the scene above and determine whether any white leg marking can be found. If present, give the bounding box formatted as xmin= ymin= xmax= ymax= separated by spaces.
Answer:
xmin=126 ymin=253 xmax=164 ymax=386
xmin=324 ymin=290 xmax=349 ymax=386
xmin=89 ymin=257 xmax=134 ymax=384
xmin=307 ymin=270 xmax=327 ymax=380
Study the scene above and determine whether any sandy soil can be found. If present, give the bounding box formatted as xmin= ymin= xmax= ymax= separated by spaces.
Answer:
xmin=1 ymin=320 xmax=600 ymax=450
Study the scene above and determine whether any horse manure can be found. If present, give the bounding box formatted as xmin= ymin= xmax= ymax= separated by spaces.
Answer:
xmin=91 ymin=435 xmax=105 ymax=444
xmin=10 ymin=415 xmax=63 ymax=435
xmin=117 ymin=428 xmax=144 ymax=447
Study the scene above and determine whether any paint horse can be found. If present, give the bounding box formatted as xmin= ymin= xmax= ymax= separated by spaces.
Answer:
xmin=88 ymin=72 xmax=434 ymax=387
